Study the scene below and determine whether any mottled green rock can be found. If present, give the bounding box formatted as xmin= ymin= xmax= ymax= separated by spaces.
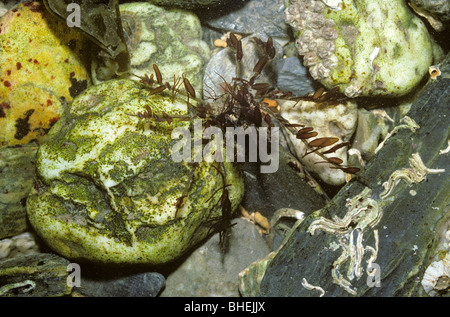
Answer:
xmin=256 ymin=53 xmax=450 ymax=296
xmin=0 ymin=144 xmax=38 ymax=239
xmin=285 ymin=0 xmax=434 ymax=97
xmin=0 ymin=253 xmax=71 ymax=297
xmin=27 ymin=79 xmax=244 ymax=265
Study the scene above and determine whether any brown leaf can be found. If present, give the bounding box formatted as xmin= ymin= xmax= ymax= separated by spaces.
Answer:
xmin=339 ymin=167 xmax=360 ymax=174
xmin=183 ymin=76 xmax=196 ymax=98
xmin=149 ymin=85 xmax=166 ymax=95
xmin=308 ymin=137 xmax=339 ymax=148
xmin=153 ymin=64 xmax=163 ymax=85
xmin=296 ymin=131 xmax=318 ymax=139
xmin=253 ymin=55 xmax=268 ymax=74
xmin=321 ymin=142 xmax=350 ymax=154
xmin=327 ymin=157 xmax=343 ymax=164
xmin=312 ymin=87 xmax=325 ymax=100
xmin=314 ymin=158 xmax=344 ymax=165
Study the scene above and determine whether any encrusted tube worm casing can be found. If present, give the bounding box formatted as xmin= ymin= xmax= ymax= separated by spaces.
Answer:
xmin=285 ymin=0 xmax=434 ymax=97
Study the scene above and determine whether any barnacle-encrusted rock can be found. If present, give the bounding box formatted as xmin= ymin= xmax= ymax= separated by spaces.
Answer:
xmin=26 ymin=79 xmax=244 ymax=265
xmin=279 ymin=98 xmax=358 ymax=186
xmin=421 ymin=255 xmax=450 ymax=296
xmin=92 ymin=2 xmax=210 ymax=96
xmin=285 ymin=0 xmax=434 ymax=97
xmin=0 ymin=1 xmax=90 ymax=146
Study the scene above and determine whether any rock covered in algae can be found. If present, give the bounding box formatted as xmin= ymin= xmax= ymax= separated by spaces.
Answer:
xmin=92 ymin=1 xmax=210 ymax=95
xmin=285 ymin=0 xmax=434 ymax=97
xmin=26 ymin=79 xmax=244 ymax=265
xmin=0 ymin=1 xmax=90 ymax=146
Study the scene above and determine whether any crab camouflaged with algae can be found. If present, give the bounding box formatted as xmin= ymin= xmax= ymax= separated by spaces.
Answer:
xmin=285 ymin=0 xmax=434 ymax=97
xmin=26 ymin=78 xmax=244 ymax=265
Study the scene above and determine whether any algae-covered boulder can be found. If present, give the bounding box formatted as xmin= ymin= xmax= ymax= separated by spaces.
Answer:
xmin=285 ymin=0 xmax=434 ymax=97
xmin=26 ymin=79 xmax=244 ymax=265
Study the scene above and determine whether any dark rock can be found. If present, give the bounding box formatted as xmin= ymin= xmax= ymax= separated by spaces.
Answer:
xmin=75 ymin=269 xmax=165 ymax=297
xmin=275 ymin=56 xmax=316 ymax=97
xmin=160 ymin=218 xmax=271 ymax=297
xmin=43 ymin=0 xmax=130 ymax=78
xmin=258 ymin=54 xmax=450 ymax=296
xmin=199 ymin=0 xmax=289 ymax=39
xmin=0 ymin=253 xmax=71 ymax=297
xmin=240 ymin=147 xmax=328 ymax=222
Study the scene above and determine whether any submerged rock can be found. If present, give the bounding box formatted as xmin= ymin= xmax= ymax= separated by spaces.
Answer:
xmin=201 ymin=0 xmax=290 ymax=39
xmin=275 ymin=56 xmax=316 ymax=97
xmin=408 ymin=0 xmax=450 ymax=30
xmin=279 ymin=97 xmax=358 ymax=186
xmin=285 ymin=0 xmax=434 ymax=97
xmin=203 ymin=33 xmax=283 ymax=108
xmin=254 ymin=53 xmax=450 ymax=297
xmin=27 ymin=79 xmax=244 ymax=265
xmin=0 ymin=144 xmax=38 ymax=239
xmin=0 ymin=253 xmax=72 ymax=297
xmin=43 ymin=0 xmax=130 ymax=80
xmin=0 ymin=1 xmax=90 ymax=146
xmin=143 ymin=0 xmax=234 ymax=9
xmin=74 ymin=269 xmax=165 ymax=297
xmin=160 ymin=218 xmax=271 ymax=297
xmin=0 ymin=232 xmax=40 ymax=260
xmin=92 ymin=2 xmax=210 ymax=96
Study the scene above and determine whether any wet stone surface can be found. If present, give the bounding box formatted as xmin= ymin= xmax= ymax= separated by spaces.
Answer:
xmin=258 ymin=53 xmax=450 ymax=297
xmin=0 ymin=0 xmax=449 ymax=297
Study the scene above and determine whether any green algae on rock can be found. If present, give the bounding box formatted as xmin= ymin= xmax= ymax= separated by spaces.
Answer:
xmin=0 ymin=1 xmax=90 ymax=146
xmin=26 ymin=79 xmax=244 ymax=265
xmin=285 ymin=0 xmax=434 ymax=97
